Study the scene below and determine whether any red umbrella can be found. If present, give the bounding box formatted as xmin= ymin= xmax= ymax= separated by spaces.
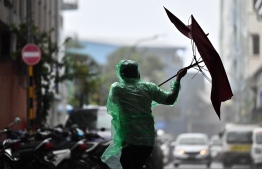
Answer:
xmin=161 ymin=7 xmax=233 ymax=119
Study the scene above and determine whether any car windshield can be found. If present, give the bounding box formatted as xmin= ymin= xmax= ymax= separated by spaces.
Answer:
xmin=227 ymin=131 xmax=252 ymax=144
xmin=211 ymin=139 xmax=221 ymax=146
xmin=256 ymin=132 xmax=262 ymax=144
xmin=178 ymin=137 xmax=206 ymax=145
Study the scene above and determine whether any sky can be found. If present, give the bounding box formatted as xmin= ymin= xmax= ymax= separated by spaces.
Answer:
xmin=63 ymin=0 xmax=220 ymax=66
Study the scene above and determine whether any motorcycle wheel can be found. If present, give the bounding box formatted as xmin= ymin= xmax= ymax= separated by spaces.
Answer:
xmin=74 ymin=160 xmax=92 ymax=169
xmin=34 ymin=160 xmax=57 ymax=169
xmin=0 ymin=158 xmax=15 ymax=169
xmin=58 ymin=160 xmax=92 ymax=169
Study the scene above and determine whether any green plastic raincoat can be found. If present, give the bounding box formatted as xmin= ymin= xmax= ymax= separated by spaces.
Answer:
xmin=101 ymin=60 xmax=181 ymax=169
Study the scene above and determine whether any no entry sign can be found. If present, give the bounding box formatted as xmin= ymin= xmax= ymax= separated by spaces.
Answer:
xmin=22 ymin=44 xmax=41 ymax=65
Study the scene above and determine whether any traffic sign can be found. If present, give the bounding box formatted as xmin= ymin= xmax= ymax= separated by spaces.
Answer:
xmin=22 ymin=44 xmax=41 ymax=65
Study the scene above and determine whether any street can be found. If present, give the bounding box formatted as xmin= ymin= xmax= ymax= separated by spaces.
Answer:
xmin=1 ymin=1 xmax=262 ymax=169
xmin=164 ymin=162 xmax=250 ymax=169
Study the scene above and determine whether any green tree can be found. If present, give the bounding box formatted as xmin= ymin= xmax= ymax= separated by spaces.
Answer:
xmin=9 ymin=23 xmax=101 ymax=127
xmin=9 ymin=23 xmax=73 ymax=126
xmin=65 ymin=52 xmax=101 ymax=108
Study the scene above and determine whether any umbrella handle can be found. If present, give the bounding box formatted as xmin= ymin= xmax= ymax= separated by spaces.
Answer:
xmin=158 ymin=60 xmax=204 ymax=86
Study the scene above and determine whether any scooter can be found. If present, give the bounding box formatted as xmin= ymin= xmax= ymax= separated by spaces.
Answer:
xmin=0 ymin=117 xmax=56 ymax=169
xmin=39 ymin=125 xmax=91 ymax=169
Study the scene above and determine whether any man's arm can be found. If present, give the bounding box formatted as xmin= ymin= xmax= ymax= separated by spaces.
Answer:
xmin=164 ymin=68 xmax=187 ymax=105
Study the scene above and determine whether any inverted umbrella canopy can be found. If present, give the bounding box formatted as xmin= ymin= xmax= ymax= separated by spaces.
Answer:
xmin=163 ymin=7 xmax=233 ymax=119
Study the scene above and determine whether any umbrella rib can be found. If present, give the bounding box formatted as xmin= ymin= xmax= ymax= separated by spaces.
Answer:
xmin=192 ymin=62 xmax=212 ymax=83
xmin=202 ymin=71 xmax=212 ymax=83
xmin=190 ymin=40 xmax=196 ymax=65
xmin=188 ymin=25 xmax=211 ymax=83
xmin=188 ymin=16 xmax=191 ymax=26
xmin=200 ymin=66 xmax=208 ymax=71
xmin=191 ymin=70 xmax=200 ymax=79
xmin=190 ymin=57 xmax=195 ymax=65
xmin=190 ymin=41 xmax=204 ymax=74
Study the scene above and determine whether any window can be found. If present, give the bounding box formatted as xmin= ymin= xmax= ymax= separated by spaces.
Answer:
xmin=227 ymin=131 xmax=253 ymax=144
xmin=0 ymin=29 xmax=11 ymax=61
xmin=13 ymin=0 xmax=17 ymax=14
xmin=260 ymin=91 xmax=262 ymax=107
xmin=256 ymin=132 xmax=262 ymax=144
xmin=19 ymin=0 xmax=24 ymax=19
xmin=178 ymin=137 xmax=206 ymax=145
xmin=254 ymin=0 xmax=257 ymax=9
xmin=252 ymin=34 xmax=260 ymax=55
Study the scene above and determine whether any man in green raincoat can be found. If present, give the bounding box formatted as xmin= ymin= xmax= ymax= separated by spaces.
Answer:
xmin=101 ymin=60 xmax=187 ymax=169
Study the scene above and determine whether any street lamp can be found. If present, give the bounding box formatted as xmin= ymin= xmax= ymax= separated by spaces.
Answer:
xmin=127 ymin=33 xmax=165 ymax=58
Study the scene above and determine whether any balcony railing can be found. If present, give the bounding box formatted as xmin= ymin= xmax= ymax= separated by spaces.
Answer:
xmin=62 ymin=0 xmax=78 ymax=10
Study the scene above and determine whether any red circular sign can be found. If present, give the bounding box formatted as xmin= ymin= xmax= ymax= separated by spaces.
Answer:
xmin=22 ymin=44 xmax=41 ymax=65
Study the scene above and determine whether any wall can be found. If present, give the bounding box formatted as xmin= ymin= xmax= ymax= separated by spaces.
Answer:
xmin=0 ymin=61 xmax=27 ymax=130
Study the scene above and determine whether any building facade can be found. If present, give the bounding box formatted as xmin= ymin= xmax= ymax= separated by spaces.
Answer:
xmin=0 ymin=0 xmax=77 ymax=129
xmin=220 ymin=0 xmax=262 ymax=123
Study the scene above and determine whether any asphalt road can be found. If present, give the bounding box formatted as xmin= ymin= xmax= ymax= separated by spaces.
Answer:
xmin=164 ymin=162 xmax=251 ymax=169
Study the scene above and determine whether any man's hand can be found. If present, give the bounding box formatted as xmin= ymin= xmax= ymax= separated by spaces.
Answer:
xmin=176 ymin=68 xmax=187 ymax=81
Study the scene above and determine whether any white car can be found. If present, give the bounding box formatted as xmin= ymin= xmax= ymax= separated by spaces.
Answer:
xmin=251 ymin=127 xmax=262 ymax=169
xmin=173 ymin=133 xmax=211 ymax=168
xmin=209 ymin=135 xmax=222 ymax=160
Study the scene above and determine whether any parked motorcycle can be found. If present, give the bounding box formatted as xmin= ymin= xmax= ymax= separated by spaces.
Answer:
xmin=0 ymin=117 xmax=21 ymax=169
xmin=36 ymin=125 xmax=91 ymax=169
xmin=0 ymin=117 xmax=56 ymax=169
xmin=1 ymin=117 xmax=162 ymax=169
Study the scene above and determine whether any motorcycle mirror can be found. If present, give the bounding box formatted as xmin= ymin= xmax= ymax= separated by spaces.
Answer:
xmin=7 ymin=117 xmax=21 ymax=128
xmin=14 ymin=117 xmax=21 ymax=124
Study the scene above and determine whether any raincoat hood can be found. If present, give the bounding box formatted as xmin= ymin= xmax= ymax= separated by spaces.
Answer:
xmin=116 ymin=60 xmax=140 ymax=83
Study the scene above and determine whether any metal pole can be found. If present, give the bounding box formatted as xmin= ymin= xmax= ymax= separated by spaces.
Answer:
xmin=127 ymin=34 xmax=164 ymax=59
xmin=55 ymin=0 xmax=59 ymax=93
xmin=26 ymin=0 xmax=34 ymax=129
xmin=26 ymin=0 xmax=32 ymax=43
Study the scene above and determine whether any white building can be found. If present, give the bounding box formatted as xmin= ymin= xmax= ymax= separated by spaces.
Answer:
xmin=220 ymin=0 xmax=262 ymax=123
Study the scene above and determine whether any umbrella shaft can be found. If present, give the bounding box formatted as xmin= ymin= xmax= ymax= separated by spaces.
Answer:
xmin=158 ymin=60 xmax=204 ymax=86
